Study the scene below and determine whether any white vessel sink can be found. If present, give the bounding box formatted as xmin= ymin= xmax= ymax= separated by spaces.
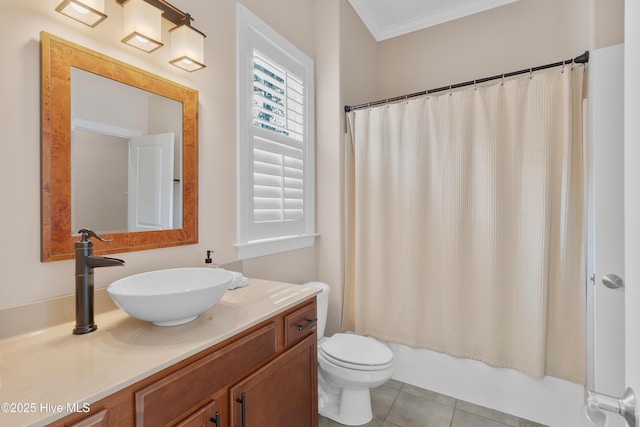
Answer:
xmin=107 ymin=268 xmax=233 ymax=326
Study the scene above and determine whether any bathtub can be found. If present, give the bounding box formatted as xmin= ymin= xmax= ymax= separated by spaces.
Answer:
xmin=386 ymin=341 xmax=586 ymax=427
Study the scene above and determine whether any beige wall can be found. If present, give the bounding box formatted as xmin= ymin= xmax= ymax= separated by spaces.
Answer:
xmin=594 ymin=0 xmax=625 ymax=49
xmin=72 ymin=132 xmax=128 ymax=233
xmin=375 ymin=0 xmax=623 ymax=100
xmin=310 ymin=0 xmax=379 ymax=336
xmin=0 ymin=0 xmax=319 ymax=311
xmin=316 ymin=1 xmax=377 ymax=335
xmin=0 ymin=0 xmax=624 ymax=333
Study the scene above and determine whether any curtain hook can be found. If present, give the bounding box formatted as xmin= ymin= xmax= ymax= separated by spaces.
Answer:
xmin=561 ymin=60 xmax=565 ymax=73
xmin=449 ymin=85 xmax=452 ymax=96
xmin=474 ymin=80 xmax=477 ymax=91
xmin=529 ymin=67 xmax=533 ymax=80
xmin=501 ymin=73 xmax=505 ymax=86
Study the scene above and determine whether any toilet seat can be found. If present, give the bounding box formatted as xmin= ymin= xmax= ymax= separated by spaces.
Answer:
xmin=319 ymin=333 xmax=393 ymax=371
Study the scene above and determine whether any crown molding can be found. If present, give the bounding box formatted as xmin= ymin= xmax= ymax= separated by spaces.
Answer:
xmin=349 ymin=0 xmax=520 ymax=42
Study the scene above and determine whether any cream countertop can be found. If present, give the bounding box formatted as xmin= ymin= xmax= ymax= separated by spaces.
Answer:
xmin=0 ymin=279 xmax=319 ymax=427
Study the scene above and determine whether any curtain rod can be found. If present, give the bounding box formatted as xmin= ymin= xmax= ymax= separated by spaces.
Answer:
xmin=344 ymin=51 xmax=589 ymax=113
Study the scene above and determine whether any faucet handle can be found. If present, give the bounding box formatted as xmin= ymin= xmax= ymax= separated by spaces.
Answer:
xmin=78 ymin=229 xmax=112 ymax=243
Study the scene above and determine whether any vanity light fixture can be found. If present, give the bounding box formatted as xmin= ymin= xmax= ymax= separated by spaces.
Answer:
xmin=121 ymin=0 xmax=164 ymax=53
xmin=56 ymin=0 xmax=207 ymax=71
xmin=55 ymin=0 xmax=107 ymax=27
xmin=169 ymin=22 xmax=206 ymax=72
xmin=116 ymin=0 xmax=207 ymax=71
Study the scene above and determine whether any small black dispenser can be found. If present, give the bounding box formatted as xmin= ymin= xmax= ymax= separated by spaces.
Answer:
xmin=205 ymin=249 xmax=214 ymax=266
xmin=74 ymin=229 xmax=125 ymax=335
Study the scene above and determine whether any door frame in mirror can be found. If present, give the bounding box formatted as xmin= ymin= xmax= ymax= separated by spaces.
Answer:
xmin=41 ymin=32 xmax=198 ymax=261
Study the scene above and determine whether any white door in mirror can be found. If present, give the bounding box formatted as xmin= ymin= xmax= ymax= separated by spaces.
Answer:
xmin=128 ymin=133 xmax=175 ymax=231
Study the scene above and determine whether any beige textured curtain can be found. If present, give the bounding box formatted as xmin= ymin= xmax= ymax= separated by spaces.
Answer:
xmin=343 ymin=66 xmax=586 ymax=383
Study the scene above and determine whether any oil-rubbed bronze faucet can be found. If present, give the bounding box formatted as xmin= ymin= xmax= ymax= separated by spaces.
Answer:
xmin=74 ymin=229 xmax=125 ymax=335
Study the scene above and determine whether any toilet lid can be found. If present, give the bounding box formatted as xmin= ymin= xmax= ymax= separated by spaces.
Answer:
xmin=319 ymin=333 xmax=393 ymax=368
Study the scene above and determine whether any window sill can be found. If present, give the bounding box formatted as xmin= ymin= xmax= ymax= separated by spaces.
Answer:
xmin=235 ymin=233 xmax=318 ymax=260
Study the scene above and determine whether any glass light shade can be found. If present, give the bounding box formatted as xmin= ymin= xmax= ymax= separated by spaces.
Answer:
xmin=55 ymin=0 xmax=107 ymax=27
xmin=169 ymin=25 xmax=206 ymax=72
xmin=121 ymin=0 xmax=163 ymax=53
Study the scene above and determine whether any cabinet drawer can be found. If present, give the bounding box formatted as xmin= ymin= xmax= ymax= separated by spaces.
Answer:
xmin=284 ymin=300 xmax=317 ymax=347
xmin=136 ymin=323 xmax=276 ymax=426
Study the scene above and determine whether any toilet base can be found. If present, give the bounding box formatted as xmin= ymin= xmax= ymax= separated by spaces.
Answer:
xmin=315 ymin=333 xmax=394 ymax=426
xmin=318 ymin=373 xmax=374 ymax=426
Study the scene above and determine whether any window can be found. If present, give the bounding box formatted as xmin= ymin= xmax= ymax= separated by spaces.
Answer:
xmin=236 ymin=3 xmax=316 ymax=259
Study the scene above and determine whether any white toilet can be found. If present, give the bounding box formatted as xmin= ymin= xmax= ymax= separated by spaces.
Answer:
xmin=304 ymin=282 xmax=394 ymax=426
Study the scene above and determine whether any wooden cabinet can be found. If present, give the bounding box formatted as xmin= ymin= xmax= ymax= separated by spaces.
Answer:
xmin=135 ymin=324 xmax=277 ymax=426
xmin=174 ymin=399 xmax=220 ymax=427
xmin=229 ymin=334 xmax=317 ymax=427
xmin=49 ymin=298 xmax=317 ymax=427
xmin=68 ymin=409 xmax=108 ymax=427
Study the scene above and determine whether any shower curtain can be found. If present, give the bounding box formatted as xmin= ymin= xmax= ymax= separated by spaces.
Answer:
xmin=343 ymin=65 xmax=586 ymax=383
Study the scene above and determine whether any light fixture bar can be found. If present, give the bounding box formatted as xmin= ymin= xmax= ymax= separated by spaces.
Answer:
xmin=115 ymin=0 xmax=205 ymax=35
xmin=116 ymin=0 xmax=207 ymax=69
xmin=121 ymin=0 xmax=207 ymax=71
xmin=57 ymin=0 xmax=207 ymax=71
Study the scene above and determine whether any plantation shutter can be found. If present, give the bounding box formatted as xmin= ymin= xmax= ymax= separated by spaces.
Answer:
xmin=236 ymin=3 xmax=315 ymax=258
xmin=249 ymin=50 xmax=307 ymax=241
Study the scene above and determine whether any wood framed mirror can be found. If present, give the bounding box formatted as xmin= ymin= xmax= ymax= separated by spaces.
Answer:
xmin=41 ymin=32 xmax=198 ymax=261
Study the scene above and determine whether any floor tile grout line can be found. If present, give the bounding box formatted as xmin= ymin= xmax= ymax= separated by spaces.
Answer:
xmin=451 ymin=398 xmax=459 ymax=427
xmin=450 ymin=398 xmax=459 ymax=427
xmin=386 ymin=388 xmax=401 ymax=422
xmin=452 ymin=406 xmax=517 ymax=427
xmin=381 ymin=383 xmax=403 ymax=422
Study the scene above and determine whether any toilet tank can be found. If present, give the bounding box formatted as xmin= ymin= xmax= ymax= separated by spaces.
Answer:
xmin=303 ymin=282 xmax=330 ymax=338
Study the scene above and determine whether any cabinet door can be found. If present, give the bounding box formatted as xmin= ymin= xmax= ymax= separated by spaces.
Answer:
xmin=230 ymin=334 xmax=317 ymax=427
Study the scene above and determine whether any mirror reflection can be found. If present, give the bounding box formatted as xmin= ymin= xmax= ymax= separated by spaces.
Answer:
xmin=71 ymin=68 xmax=183 ymax=233
xmin=41 ymin=32 xmax=199 ymax=262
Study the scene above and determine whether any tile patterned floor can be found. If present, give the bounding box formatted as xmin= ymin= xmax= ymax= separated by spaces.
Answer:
xmin=318 ymin=379 xmax=548 ymax=427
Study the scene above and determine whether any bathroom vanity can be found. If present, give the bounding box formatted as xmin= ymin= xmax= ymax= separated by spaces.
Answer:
xmin=0 ymin=280 xmax=319 ymax=427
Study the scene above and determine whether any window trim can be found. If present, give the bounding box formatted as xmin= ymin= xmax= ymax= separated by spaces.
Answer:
xmin=235 ymin=3 xmax=316 ymax=259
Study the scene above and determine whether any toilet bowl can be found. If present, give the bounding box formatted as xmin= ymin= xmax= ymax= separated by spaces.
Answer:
xmin=304 ymin=282 xmax=394 ymax=426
